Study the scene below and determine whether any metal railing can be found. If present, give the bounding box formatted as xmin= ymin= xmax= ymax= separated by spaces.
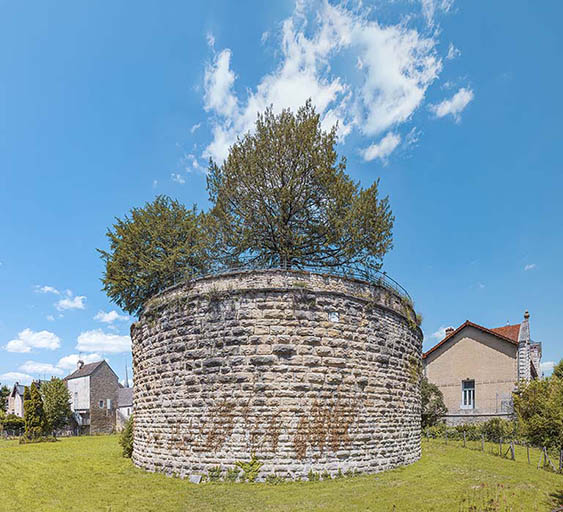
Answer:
xmin=188 ymin=259 xmax=413 ymax=302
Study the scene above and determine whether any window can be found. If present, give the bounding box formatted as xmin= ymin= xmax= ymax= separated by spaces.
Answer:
xmin=99 ymin=400 xmax=104 ymax=409
xmin=461 ymin=380 xmax=475 ymax=409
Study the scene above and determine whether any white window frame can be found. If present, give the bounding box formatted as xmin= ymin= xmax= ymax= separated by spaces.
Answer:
xmin=460 ymin=379 xmax=475 ymax=409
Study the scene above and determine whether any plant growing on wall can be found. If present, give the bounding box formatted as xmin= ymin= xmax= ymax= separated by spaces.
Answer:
xmin=207 ymin=101 xmax=394 ymax=272
xmin=119 ymin=415 xmax=134 ymax=458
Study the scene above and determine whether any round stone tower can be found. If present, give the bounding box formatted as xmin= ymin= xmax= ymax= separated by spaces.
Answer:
xmin=131 ymin=269 xmax=422 ymax=480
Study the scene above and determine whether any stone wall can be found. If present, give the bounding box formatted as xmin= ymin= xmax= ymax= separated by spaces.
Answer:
xmin=131 ymin=269 xmax=422 ymax=480
xmin=89 ymin=362 xmax=119 ymax=434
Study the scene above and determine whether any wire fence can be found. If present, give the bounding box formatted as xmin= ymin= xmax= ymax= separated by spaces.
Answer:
xmin=425 ymin=431 xmax=563 ymax=474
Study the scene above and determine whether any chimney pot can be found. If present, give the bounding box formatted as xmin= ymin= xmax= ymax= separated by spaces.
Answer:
xmin=445 ymin=327 xmax=455 ymax=336
xmin=77 ymin=360 xmax=84 ymax=370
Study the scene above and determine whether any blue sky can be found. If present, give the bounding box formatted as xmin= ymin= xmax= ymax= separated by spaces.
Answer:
xmin=1 ymin=0 xmax=562 ymax=385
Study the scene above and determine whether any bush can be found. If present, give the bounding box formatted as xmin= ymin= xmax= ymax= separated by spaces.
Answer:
xmin=119 ymin=415 xmax=134 ymax=458
xmin=208 ymin=466 xmax=222 ymax=482
xmin=234 ymin=455 xmax=263 ymax=482
xmin=2 ymin=414 xmax=25 ymax=432
xmin=481 ymin=418 xmax=517 ymax=442
xmin=421 ymin=377 xmax=447 ymax=428
xmin=225 ymin=467 xmax=241 ymax=482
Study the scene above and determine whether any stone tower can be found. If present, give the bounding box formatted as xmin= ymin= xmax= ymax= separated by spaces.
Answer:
xmin=517 ymin=310 xmax=531 ymax=382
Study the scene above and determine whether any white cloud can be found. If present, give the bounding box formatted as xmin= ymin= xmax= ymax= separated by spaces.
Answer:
xmin=420 ymin=0 xmax=454 ymax=27
xmin=171 ymin=173 xmax=186 ymax=184
xmin=446 ymin=42 xmax=461 ymax=60
xmin=202 ymin=2 xmax=443 ymax=164
xmin=46 ymin=315 xmax=55 ymax=322
xmin=362 ymin=132 xmax=401 ymax=162
xmin=431 ymin=325 xmax=449 ymax=340
xmin=55 ymin=290 xmax=86 ymax=311
xmin=76 ymin=330 xmax=131 ymax=354
xmin=0 ymin=372 xmax=34 ymax=385
xmin=94 ymin=310 xmax=130 ymax=324
xmin=206 ymin=32 xmax=215 ymax=48
xmin=35 ymin=285 xmax=60 ymax=295
xmin=56 ymin=353 xmax=103 ymax=371
xmin=5 ymin=328 xmax=61 ymax=353
xmin=18 ymin=361 xmax=64 ymax=376
xmin=524 ymin=263 xmax=536 ymax=271
xmin=541 ymin=361 xmax=554 ymax=375
xmin=430 ymin=87 xmax=474 ymax=121
xmin=190 ymin=122 xmax=201 ymax=134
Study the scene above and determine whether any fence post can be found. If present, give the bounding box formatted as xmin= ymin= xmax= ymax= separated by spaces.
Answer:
xmin=445 ymin=430 xmax=447 ymax=445
xmin=560 ymin=449 xmax=563 ymax=473
xmin=463 ymin=431 xmax=466 ymax=448
xmin=481 ymin=434 xmax=484 ymax=452
xmin=511 ymin=440 xmax=515 ymax=461
xmin=499 ymin=438 xmax=502 ymax=457
xmin=527 ymin=444 xmax=530 ymax=464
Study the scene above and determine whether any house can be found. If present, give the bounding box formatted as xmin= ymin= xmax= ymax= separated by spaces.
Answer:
xmin=423 ymin=310 xmax=542 ymax=425
xmin=6 ymin=383 xmax=25 ymax=417
xmin=116 ymin=387 xmax=133 ymax=432
xmin=64 ymin=360 xmax=120 ymax=434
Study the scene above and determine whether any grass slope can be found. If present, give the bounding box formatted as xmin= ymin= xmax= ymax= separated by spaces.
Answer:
xmin=0 ymin=437 xmax=562 ymax=511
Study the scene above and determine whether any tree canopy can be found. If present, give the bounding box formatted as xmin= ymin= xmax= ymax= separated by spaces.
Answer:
xmin=99 ymin=196 xmax=210 ymax=315
xmin=207 ymin=101 xmax=394 ymax=271
xmin=100 ymin=102 xmax=395 ymax=315
xmin=41 ymin=378 xmax=72 ymax=433
xmin=513 ymin=371 xmax=563 ymax=449
xmin=23 ymin=384 xmax=49 ymax=441
xmin=0 ymin=384 xmax=9 ymax=412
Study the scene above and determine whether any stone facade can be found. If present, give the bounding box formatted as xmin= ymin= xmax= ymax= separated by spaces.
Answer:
xmin=131 ymin=269 xmax=422 ymax=480
xmin=89 ymin=362 xmax=119 ymax=434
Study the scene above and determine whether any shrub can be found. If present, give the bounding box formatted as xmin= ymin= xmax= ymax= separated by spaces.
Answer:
xmin=481 ymin=418 xmax=516 ymax=442
xmin=22 ymin=383 xmax=49 ymax=442
xmin=119 ymin=415 xmax=134 ymax=458
xmin=2 ymin=414 xmax=25 ymax=432
xmin=307 ymin=469 xmax=320 ymax=482
xmin=225 ymin=467 xmax=241 ymax=482
xmin=265 ymin=474 xmax=285 ymax=485
xmin=421 ymin=377 xmax=447 ymax=428
xmin=235 ymin=455 xmax=263 ymax=482
xmin=208 ymin=466 xmax=222 ymax=482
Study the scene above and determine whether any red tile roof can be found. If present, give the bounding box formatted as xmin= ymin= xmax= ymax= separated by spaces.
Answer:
xmin=423 ymin=320 xmax=520 ymax=359
xmin=490 ymin=324 xmax=520 ymax=342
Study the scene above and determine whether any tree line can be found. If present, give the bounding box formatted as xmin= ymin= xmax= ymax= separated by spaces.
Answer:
xmin=99 ymin=102 xmax=394 ymax=315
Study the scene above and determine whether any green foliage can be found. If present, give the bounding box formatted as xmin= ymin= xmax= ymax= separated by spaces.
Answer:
xmin=513 ymin=377 xmax=563 ymax=449
xmin=225 ymin=466 xmax=241 ymax=483
xmin=234 ymin=455 xmax=263 ymax=482
xmin=334 ymin=468 xmax=344 ymax=479
xmin=423 ymin=419 xmax=518 ymax=443
xmin=1 ymin=414 xmax=25 ymax=432
xmin=99 ymin=196 xmax=210 ymax=315
xmin=208 ymin=466 xmax=222 ymax=482
xmin=119 ymin=415 xmax=134 ymax=458
xmin=265 ymin=474 xmax=285 ymax=485
xmin=552 ymin=359 xmax=563 ymax=379
xmin=0 ymin=384 xmax=9 ymax=412
xmin=307 ymin=469 xmax=320 ymax=482
xmin=41 ymin=378 xmax=72 ymax=433
xmin=320 ymin=470 xmax=331 ymax=481
xmin=207 ymin=101 xmax=394 ymax=272
xmin=22 ymin=384 xmax=49 ymax=442
xmin=421 ymin=376 xmax=447 ymax=428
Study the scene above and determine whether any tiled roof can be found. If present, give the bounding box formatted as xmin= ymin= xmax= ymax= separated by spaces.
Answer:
xmin=64 ymin=361 xmax=104 ymax=380
xmin=423 ymin=320 xmax=519 ymax=359
xmin=490 ymin=324 xmax=521 ymax=343
xmin=118 ymin=387 xmax=133 ymax=408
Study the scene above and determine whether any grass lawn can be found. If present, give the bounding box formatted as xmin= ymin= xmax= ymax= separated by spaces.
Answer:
xmin=1 ymin=437 xmax=562 ymax=512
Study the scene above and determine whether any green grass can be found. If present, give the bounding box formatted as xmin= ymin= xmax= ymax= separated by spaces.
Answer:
xmin=0 ymin=437 xmax=562 ymax=511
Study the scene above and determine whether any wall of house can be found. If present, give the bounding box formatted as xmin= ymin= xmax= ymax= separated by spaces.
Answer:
xmin=116 ymin=406 xmax=132 ymax=432
xmin=8 ymin=394 xmax=24 ymax=417
xmin=67 ymin=376 xmax=90 ymax=411
xmin=424 ymin=326 xmax=517 ymax=425
xmin=131 ymin=269 xmax=422 ymax=480
xmin=89 ymin=364 xmax=119 ymax=434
